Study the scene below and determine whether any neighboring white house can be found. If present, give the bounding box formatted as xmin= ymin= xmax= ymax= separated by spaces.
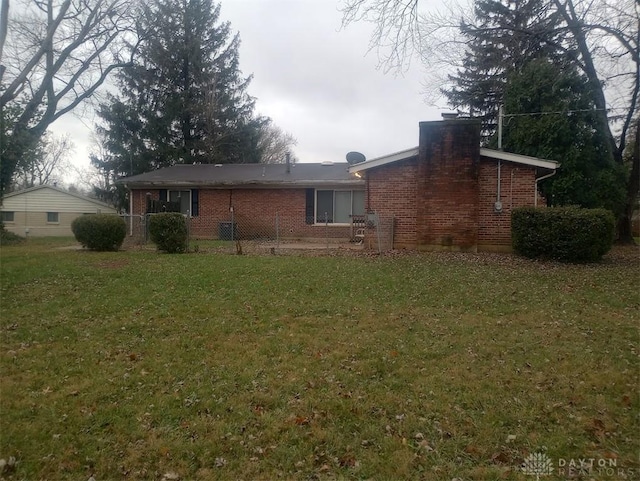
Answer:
xmin=1 ymin=185 xmax=117 ymax=237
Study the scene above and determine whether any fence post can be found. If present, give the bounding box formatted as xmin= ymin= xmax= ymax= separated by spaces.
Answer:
xmin=391 ymin=215 xmax=395 ymax=250
xmin=186 ymin=211 xmax=191 ymax=252
xmin=324 ymin=212 xmax=329 ymax=249
xmin=375 ymin=211 xmax=382 ymax=254
xmin=231 ymin=208 xmax=235 ymax=241
xmin=276 ymin=211 xmax=280 ymax=250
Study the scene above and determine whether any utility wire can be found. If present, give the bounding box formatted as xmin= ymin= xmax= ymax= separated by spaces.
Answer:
xmin=503 ymin=107 xmax=627 ymax=118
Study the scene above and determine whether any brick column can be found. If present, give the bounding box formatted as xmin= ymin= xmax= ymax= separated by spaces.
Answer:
xmin=416 ymin=120 xmax=481 ymax=251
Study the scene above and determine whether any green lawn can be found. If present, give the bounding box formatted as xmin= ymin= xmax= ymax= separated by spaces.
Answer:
xmin=1 ymin=239 xmax=638 ymax=480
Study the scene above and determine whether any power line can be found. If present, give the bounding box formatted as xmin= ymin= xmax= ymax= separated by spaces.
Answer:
xmin=503 ymin=107 xmax=627 ymax=118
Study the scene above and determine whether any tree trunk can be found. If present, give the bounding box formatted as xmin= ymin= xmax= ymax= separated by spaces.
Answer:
xmin=617 ymin=122 xmax=640 ymax=244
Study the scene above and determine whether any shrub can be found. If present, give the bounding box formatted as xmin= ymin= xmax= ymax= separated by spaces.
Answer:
xmin=149 ymin=213 xmax=188 ymax=253
xmin=512 ymin=206 xmax=615 ymax=262
xmin=0 ymin=223 xmax=24 ymax=245
xmin=71 ymin=214 xmax=126 ymax=251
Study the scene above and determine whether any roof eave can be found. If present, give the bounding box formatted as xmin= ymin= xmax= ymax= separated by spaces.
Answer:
xmin=348 ymin=147 xmax=419 ymax=173
xmin=480 ymin=148 xmax=559 ymax=170
xmin=122 ymin=179 xmax=364 ymax=189
xmin=2 ymin=184 xmax=116 ymax=209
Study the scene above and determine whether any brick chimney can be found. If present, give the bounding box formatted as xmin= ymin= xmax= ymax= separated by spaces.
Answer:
xmin=416 ymin=119 xmax=481 ymax=251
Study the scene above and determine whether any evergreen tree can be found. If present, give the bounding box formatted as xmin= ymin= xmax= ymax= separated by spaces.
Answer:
xmin=443 ymin=0 xmax=565 ymax=142
xmin=502 ymin=58 xmax=626 ymax=214
xmin=443 ymin=0 xmax=627 ymax=216
xmin=97 ymin=0 xmax=266 ymax=178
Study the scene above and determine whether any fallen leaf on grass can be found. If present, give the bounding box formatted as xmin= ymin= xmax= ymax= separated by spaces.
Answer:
xmin=418 ymin=440 xmax=434 ymax=451
xmin=588 ymin=418 xmax=607 ymax=439
xmin=491 ymin=451 xmax=511 ymax=464
xmin=465 ymin=444 xmax=481 ymax=456
xmin=294 ymin=416 xmax=310 ymax=426
xmin=338 ymin=453 xmax=358 ymax=468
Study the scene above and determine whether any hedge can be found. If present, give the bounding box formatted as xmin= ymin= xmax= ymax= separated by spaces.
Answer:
xmin=71 ymin=214 xmax=126 ymax=251
xmin=512 ymin=206 xmax=615 ymax=262
xmin=149 ymin=213 xmax=188 ymax=253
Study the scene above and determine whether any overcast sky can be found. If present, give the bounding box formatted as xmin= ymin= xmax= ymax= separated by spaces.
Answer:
xmin=52 ymin=0 xmax=447 ymax=175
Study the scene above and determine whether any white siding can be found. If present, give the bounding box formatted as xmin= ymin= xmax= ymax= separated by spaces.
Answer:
xmin=2 ymin=186 xmax=116 ymax=214
xmin=1 ymin=186 xmax=117 ymax=237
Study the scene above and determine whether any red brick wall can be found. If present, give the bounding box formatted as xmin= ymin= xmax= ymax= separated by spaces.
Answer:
xmin=416 ymin=120 xmax=480 ymax=251
xmin=365 ymin=121 xmax=482 ymax=251
xmin=131 ymin=187 xmax=353 ymax=240
xmin=478 ymin=161 xmax=541 ymax=250
xmin=365 ymin=157 xmax=419 ymax=248
xmin=364 ymin=120 xmax=546 ymax=251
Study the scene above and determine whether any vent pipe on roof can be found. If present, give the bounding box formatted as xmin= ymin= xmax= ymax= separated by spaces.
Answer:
xmin=286 ymin=151 xmax=291 ymax=174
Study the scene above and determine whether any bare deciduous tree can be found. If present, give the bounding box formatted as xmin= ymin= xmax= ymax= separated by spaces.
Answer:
xmin=11 ymin=132 xmax=74 ymax=189
xmin=340 ymin=0 xmax=422 ymax=72
xmin=258 ymin=122 xmax=298 ymax=164
xmin=0 ymin=0 xmax=139 ymax=196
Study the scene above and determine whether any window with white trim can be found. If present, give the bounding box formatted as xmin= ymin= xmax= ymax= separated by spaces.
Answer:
xmin=47 ymin=212 xmax=59 ymax=223
xmin=315 ymin=190 xmax=365 ymax=224
xmin=1 ymin=211 xmax=15 ymax=222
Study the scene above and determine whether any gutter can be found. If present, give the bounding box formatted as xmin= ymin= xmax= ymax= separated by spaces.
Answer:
xmin=534 ymin=168 xmax=559 ymax=207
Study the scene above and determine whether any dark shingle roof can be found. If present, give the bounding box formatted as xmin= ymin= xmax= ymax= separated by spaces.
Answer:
xmin=119 ymin=163 xmax=363 ymax=188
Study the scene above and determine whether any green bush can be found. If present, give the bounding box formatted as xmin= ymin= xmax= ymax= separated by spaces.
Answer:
xmin=149 ymin=213 xmax=188 ymax=253
xmin=0 ymin=223 xmax=24 ymax=245
xmin=71 ymin=214 xmax=126 ymax=251
xmin=512 ymin=206 xmax=615 ymax=262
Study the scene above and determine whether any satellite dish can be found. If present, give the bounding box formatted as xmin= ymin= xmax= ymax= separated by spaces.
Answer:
xmin=346 ymin=151 xmax=366 ymax=165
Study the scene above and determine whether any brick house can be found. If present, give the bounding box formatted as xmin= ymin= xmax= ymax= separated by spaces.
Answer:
xmin=121 ymin=162 xmax=366 ymax=241
xmin=349 ymin=119 xmax=559 ymax=251
xmin=121 ymin=118 xmax=558 ymax=250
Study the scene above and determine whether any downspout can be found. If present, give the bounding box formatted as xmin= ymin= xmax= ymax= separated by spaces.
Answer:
xmin=128 ymin=187 xmax=133 ymax=236
xmin=494 ymin=105 xmax=503 ymax=213
xmin=534 ymin=170 xmax=558 ymax=207
xmin=495 ymin=159 xmax=502 ymax=213
xmin=510 ymin=169 xmax=515 ymax=211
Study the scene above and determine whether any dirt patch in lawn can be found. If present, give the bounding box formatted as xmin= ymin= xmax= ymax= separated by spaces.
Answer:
xmin=94 ymin=259 xmax=131 ymax=269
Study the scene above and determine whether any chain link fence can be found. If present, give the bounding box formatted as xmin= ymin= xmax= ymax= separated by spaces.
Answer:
xmin=119 ymin=211 xmax=396 ymax=254
xmin=210 ymin=211 xmax=365 ymax=255
xmin=356 ymin=212 xmax=395 ymax=254
xmin=120 ymin=214 xmax=148 ymax=248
